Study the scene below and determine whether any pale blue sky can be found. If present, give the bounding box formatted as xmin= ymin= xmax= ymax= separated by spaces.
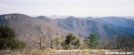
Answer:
xmin=0 ymin=0 xmax=133 ymax=17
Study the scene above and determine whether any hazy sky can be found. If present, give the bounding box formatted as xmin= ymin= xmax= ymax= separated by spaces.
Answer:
xmin=0 ymin=0 xmax=133 ymax=17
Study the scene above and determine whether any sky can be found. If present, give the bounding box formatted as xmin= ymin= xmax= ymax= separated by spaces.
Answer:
xmin=0 ymin=0 xmax=133 ymax=17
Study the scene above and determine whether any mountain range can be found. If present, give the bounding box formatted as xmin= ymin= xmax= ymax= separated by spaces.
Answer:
xmin=0 ymin=13 xmax=133 ymax=48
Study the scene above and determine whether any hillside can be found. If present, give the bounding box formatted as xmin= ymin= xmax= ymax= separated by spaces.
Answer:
xmin=0 ymin=13 xmax=70 ymax=48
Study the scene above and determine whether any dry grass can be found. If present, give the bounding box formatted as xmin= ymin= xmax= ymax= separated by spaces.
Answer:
xmin=55 ymin=49 xmax=125 ymax=55
xmin=0 ymin=49 xmax=131 ymax=55
xmin=56 ymin=49 xmax=104 ymax=55
xmin=0 ymin=48 xmax=56 ymax=55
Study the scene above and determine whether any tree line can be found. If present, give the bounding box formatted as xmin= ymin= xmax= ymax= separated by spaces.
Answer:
xmin=34 ymin=32 xmax=99 ymax=50
xmin=33 ymin=31 xmax=134 ymax=50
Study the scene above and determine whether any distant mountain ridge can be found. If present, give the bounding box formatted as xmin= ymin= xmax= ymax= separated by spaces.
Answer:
xmin=92 ymin=17 xmax=134 ymax=35
xmin=48 ymin=15 xmax=68 ymax=19
xmin=92 ymin=17 xmax=132 ymax=28
xmin=56 ymin=16 xmax=134 ymax=38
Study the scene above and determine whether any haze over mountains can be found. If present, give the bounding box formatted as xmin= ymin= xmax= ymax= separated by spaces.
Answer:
xmin=0 ymin=13 xmax=133 ymax=48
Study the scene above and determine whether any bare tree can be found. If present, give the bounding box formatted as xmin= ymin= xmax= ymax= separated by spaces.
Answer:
xmin=32 ymin=27 xmax=46 ymax=49
xmin=115 ymin=34 xmax=134 ymax=50
xmin=98 ymin=37 xmax=115 ymax=49
xmin=50 ymin=37 xmax=54 ymax=49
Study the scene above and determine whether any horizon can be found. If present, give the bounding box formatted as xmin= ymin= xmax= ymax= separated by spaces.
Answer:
xmin=0 ymin=0 xmax=133 ymax=17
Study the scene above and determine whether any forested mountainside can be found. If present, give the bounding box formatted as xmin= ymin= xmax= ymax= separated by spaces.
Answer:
xmin=0 ymin=13 xmax=133 ymax=48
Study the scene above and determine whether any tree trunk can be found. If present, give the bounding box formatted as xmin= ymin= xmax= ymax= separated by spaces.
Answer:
xmin=50 ymin=40 xmax=53 ymax=49
xmin=56 ymin=43 xmax=58 ymax=50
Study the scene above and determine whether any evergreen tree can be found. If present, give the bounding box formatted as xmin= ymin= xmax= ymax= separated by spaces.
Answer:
xmin=85 ymin=33 xmax=99 ymax=49
xmin=61 ymin=41 xmax=69 ymax=50
xmin=72 ymin=38 xmax=80 ymax=49
xmin=0 ymin=25 xmax=15 ymax=39
xmin=62 ymin=33 xmax=80 ymax=49
xmin=0 ymin=25 xmax=25 ymax=50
